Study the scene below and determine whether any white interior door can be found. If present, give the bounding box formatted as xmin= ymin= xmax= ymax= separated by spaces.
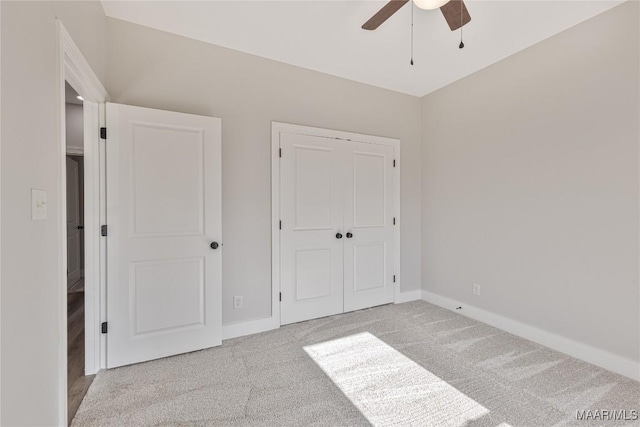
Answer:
xmin=106 ymin=103 xmax=222 ymax=368
xmin=343 ymin=141 xmax=395 ymax=312
xmin=280 ymin=133 xmax=345 ymax=325
xmin=67 ymin=156 xmax=82 ymax=285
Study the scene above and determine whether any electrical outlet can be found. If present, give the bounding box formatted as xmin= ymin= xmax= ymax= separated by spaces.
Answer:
xmin=233 ymin=296 xmax=243 ymax=309
xmin=472 ymin=283 xmax=481 ymax=296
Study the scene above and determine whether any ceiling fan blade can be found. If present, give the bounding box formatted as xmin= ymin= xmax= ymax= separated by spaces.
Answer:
xmin=362 ymin=0 xmax=410 ymax=30
xmin=440 ymin=0 xmax=471 ymax=31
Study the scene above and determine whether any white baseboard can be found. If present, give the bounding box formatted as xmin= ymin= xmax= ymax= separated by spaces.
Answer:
xmin=421 ymin=290 xmax=640 ymax=381
xmin=66 ymin=147 xmax=84 ymax=155
xmin=222 ymin=289 xmax=423 ymax=340
xmin=395 ymin=290 xmax=422 ymax=304
xmin=222 ymin=316 xmax=279 ymax=340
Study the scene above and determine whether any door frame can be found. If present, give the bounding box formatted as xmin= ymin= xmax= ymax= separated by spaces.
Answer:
xmin=56 ymin=21 xmax=109 ymax=426
xmin=271 ymin=122 xmax=401 ymax=326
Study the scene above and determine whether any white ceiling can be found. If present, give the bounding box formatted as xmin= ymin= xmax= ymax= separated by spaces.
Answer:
xmin=101 ymin=1 xmax=623 ymax=97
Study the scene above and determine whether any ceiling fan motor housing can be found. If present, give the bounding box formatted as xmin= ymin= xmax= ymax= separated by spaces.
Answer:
xmin=414 ymin=0 xmax=451 ymax=11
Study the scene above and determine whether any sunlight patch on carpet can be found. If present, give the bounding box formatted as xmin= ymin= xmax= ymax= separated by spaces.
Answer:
xmin=304 ymin=332 xmax=491 ymax=427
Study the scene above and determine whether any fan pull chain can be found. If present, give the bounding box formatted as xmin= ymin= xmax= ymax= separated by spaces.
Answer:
xmin=459 ymin=0 xmax=465 ymax=49
xmin=410 ymin=2 xmax=414 ymax=65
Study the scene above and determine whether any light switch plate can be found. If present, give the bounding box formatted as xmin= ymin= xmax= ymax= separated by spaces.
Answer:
xmin=31 ymin=189 xmax=47 ymax=220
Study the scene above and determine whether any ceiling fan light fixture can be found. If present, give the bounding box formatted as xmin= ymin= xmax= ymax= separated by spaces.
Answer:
xmin=413 ymin=0 xmax=450 ymax=11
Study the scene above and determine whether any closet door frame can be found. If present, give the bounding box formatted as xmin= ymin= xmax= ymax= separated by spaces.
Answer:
xmin=271 ymin=122 xmax=401 ymax=327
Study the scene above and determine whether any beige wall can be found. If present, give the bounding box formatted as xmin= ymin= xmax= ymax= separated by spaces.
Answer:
xmin=0 ymin=1 xmax=107 ymax=425
xmin=106 ymin=18 xmax=423 ymax=326
xmin=65 ymin=103 xmax=84 ymax=152
xmin=1 ymin=0 xmax=637 ymax=423
xmin=421 ymin=1 xmax=639 ymax=363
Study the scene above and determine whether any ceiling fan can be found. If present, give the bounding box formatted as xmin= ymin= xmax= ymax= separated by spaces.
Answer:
xmin=362 ymin=0 xmax=471 ymax=32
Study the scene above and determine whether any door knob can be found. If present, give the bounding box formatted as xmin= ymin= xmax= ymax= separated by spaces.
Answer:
xmin=77 ymin=225 xmax=84 ymax=230
xmin=336 ymin=233 xmax=343 ymax=239
xmin=210 ymin=242 xmax=219 ymax=249
xmin=346 ymin=232 xmax=353 ymax=238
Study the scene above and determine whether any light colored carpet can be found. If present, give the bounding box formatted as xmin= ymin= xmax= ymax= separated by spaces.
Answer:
xmin=304 ymin=332 xmax=490 ymax=426
xmin=72 ymin=301 xmax=640 ymax=426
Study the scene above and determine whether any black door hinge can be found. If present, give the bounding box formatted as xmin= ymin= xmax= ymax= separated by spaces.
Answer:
xmin=279 ymin=220 xmax=282 ymax=230
xmin=101 ymin=225 xmax=108 ymax=236
xmin=101 ymin=322 xmax=108 ymax=334
xmin=100 ymin=127 xmax=107 ymax=139
xmin=393 ymin=275 xmax=396 ymax=283
xmin=279 ymin=292 xmax=282 ymax=302
xmin=279 ymin=148 xmax=282 ymax=158
xmin=393 ymin=217 xmax=396 ymax=225
xmin=393 ymin=159 xmax=396 ymax=168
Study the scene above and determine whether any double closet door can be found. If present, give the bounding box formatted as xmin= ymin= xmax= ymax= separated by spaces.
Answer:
xmin=279 ymin=132 xmax=395 ymax=325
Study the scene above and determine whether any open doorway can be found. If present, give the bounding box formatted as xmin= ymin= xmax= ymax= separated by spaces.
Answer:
xmin=65 ymin=81 xmax=94 ymax=424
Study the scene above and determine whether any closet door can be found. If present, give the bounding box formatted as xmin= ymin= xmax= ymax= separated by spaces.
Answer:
xmin=280 ymin=133 xmax=345 ymax=325
xmin=343 ymin=141 xmax=395 ymax=312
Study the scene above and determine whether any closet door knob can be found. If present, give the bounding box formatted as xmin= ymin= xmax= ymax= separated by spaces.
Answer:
xmin=210 ymin=242 xmax=219 ymax=249
xmin=346 ymin=232 xmax=353 ymax=238
xmin=335 ymin=233 xmax=343 ymax=239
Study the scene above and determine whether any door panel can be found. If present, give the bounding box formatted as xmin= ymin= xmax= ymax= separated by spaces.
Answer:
xmin=66 ymin=156 xmax=82 ymax=285
xmin=280 ymin=133 xmax=344 ymax=325
xmin=343 ymin=142 xmax=395 ymax=312
xmin=353 ymin=152 xmax=386 ymax=227
xmin=107 ymin=103 xmax=222 ymax=368
xmin=293 ymin=146 xmax=334 ymax=230
xmin=354 ymin=243 xmax=386 ymax=292
xmin=131 ymin=257 xmax=204 ymax=335
xmin=67 ymin=234 xmax=81 ymax=279
xmin=295 ymin=249 xmax=333 ymax=301
xmin=132 ymin=125 xmax=205 ymax=236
